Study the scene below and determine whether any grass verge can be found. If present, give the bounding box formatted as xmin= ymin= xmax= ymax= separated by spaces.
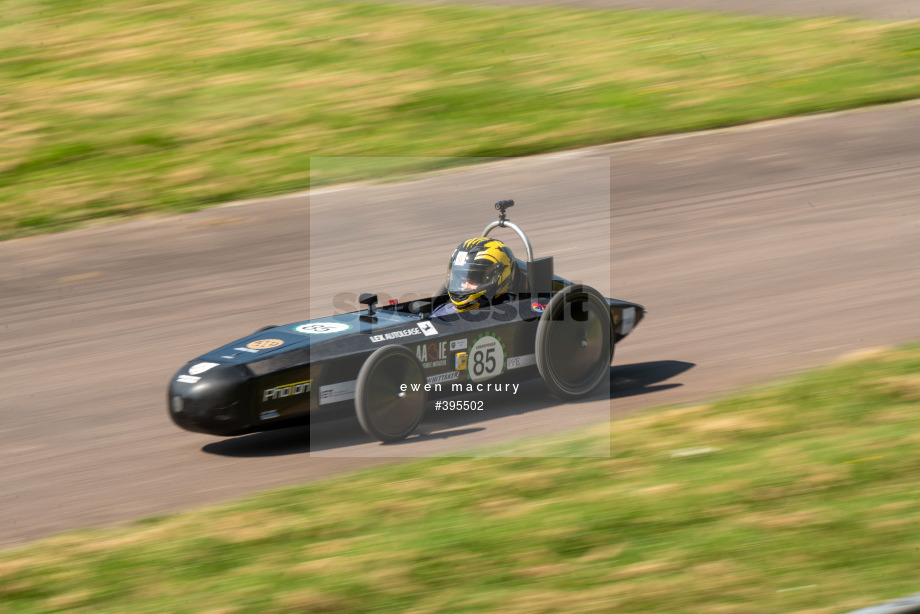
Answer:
xmin=2 ymin=1 xmax=920 ymax=239
xmin=3 ymin=344 xmax=920 ymax=612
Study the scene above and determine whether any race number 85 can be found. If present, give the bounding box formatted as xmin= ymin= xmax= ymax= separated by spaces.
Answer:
xmin=468 ymin=335 xmax=504 ymax=382
xmin=472 ymin=348 xmax=496 ymax=378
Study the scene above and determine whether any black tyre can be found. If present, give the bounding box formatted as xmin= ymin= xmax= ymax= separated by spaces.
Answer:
xmin=253 ymin=325 xmax=278 ymax=334
xmin=535 ymin=284 xmax=612 ymax=399
xmin=355 ymin=345 xmax=427 ymax=443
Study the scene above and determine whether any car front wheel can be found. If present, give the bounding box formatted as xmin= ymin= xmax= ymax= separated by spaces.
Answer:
xmin=535 ymin=284 xmax=612 ymax=399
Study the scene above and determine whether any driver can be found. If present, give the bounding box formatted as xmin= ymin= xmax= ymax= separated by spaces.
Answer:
xmin=431 ymin=237 xmax=516 ymax=317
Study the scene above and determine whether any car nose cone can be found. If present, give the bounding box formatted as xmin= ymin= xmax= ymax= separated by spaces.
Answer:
xmin=167 ymin=363 xmax=252 ymax=436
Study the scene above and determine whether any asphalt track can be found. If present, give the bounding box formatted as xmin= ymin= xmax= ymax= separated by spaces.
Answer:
xmin=2 ymin=99 xmax=919 ymax=548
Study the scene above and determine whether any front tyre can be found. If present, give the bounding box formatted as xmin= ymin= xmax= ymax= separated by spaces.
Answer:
xmin=355 ymin=345 xmax=427 ymax=443
xmin=535 ymin=284 xmax=612 ymax=399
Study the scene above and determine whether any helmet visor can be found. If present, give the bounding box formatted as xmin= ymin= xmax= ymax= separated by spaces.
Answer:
xmin=447 ymin=261 xmax=502 ymax=301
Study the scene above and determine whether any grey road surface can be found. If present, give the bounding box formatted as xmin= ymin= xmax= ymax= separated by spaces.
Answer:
xmin=1 ymin=101 xmax=919 ymax=548
xmin=371 ymin=0 xmax=920 ymax=21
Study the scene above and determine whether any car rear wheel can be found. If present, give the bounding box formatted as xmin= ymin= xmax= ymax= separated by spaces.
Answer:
xmin=535 ymin=284 xmax=612 ymax=399
xmin=355 ymin=345 xmax=427 ymax=443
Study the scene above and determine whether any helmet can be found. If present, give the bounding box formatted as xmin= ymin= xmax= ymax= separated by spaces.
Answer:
xmin=446 ymin=237 xmax=515 ymax=311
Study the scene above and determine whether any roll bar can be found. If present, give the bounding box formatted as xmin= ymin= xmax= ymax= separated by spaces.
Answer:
xmin=481 ymin=199 xmax=534 ymax=263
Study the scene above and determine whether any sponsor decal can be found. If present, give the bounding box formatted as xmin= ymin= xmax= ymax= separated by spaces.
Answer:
xmin=531 ymin=302 xmax=546 ymax=313
xmin=507 ymin=354 xmax=537 ymax=370
xmin=176 ymin=375 xmax=200 ymax=384
xmin=319 ymin=380 xmax=356 ymax=405
xmin=427 ymin=371 xmax=461 ymax=384
xmin=621 ymin=307 xmax=636 ymax=335
xmin=246 ymin=338 xmax=284 ymax=350
xmin=260 ymin=410 xmax=280 ymax=420
xmin=294 ymin=322 xmax=349 ymax=334
xmin=455 ymin=351 xmax=468 ymax=370
xmin=417 ymin=321 xmax=438 ymax=336
xmin=454 ymin=251 xmax=469 ymax=266
xmin=262 ymin=380 xmax=311 ymax=402
xmin=370 ymin=327 xmax=424 ymax=343
xmin=220 ymin=354 xmax=239 ymax=359
xmin=468 ymin=333 xmax=505 ymax=382
xmin=416 ymin=340 xmax=449 ymax=369
xmin=450 ymin=338 xmax=468 ymax=351
xmin=188 ymin=362 xmax=219 ymax=376
xmin=235 ymin=346 xmax=260 ymax=354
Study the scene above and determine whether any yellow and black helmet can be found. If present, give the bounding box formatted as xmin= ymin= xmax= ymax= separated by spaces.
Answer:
xmin=446 ymin=237 xmax=515 ymax=311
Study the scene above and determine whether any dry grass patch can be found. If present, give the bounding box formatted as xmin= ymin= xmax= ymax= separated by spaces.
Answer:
xmin=834 ymin=346 xmax=896 ymax=364
xmin=874 ymin=375 xmax=920 ymax=401
xmin=688 ymin=413 xmax=780 ymax=434
xmin=276 ymin=588 xmax=356 ymax=613
xmin=608 ymin=559 xmax=682 ymax=580
xmin=740 ymin=508 xmax=830 ymax=530
xmin=45 ymin=589 xmax=93 ymax=610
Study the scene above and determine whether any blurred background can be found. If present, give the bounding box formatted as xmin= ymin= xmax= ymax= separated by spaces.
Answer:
xmin=1 ymin=0 xmax=920 ymax=611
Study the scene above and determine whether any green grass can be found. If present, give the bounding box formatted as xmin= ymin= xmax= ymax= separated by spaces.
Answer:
xmin=2 ymin=1 xmax=920 ymax=239
xmin=3 ymin=344 xmax=920 ymax=612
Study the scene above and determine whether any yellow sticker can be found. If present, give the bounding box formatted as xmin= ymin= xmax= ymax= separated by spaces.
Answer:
xmin=455 ymin=352 xmax=468 ymax=370
xmin=247 ymin=338 xmax=284 ymax=350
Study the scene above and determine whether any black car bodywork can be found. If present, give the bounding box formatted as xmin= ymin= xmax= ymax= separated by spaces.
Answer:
xmin=168 ymin=200 xmax=645 ymax=442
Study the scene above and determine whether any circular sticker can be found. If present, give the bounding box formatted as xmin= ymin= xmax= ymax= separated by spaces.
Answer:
xmin=531 ymin=302 xmax=546 ymax=313
xmin=247 ymin=338 xmax=284 ymax=350
xmin=468 ymin=334 xmax=505 ymax=382
xmin=295 ymin=322 xmax=350 ymax=334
